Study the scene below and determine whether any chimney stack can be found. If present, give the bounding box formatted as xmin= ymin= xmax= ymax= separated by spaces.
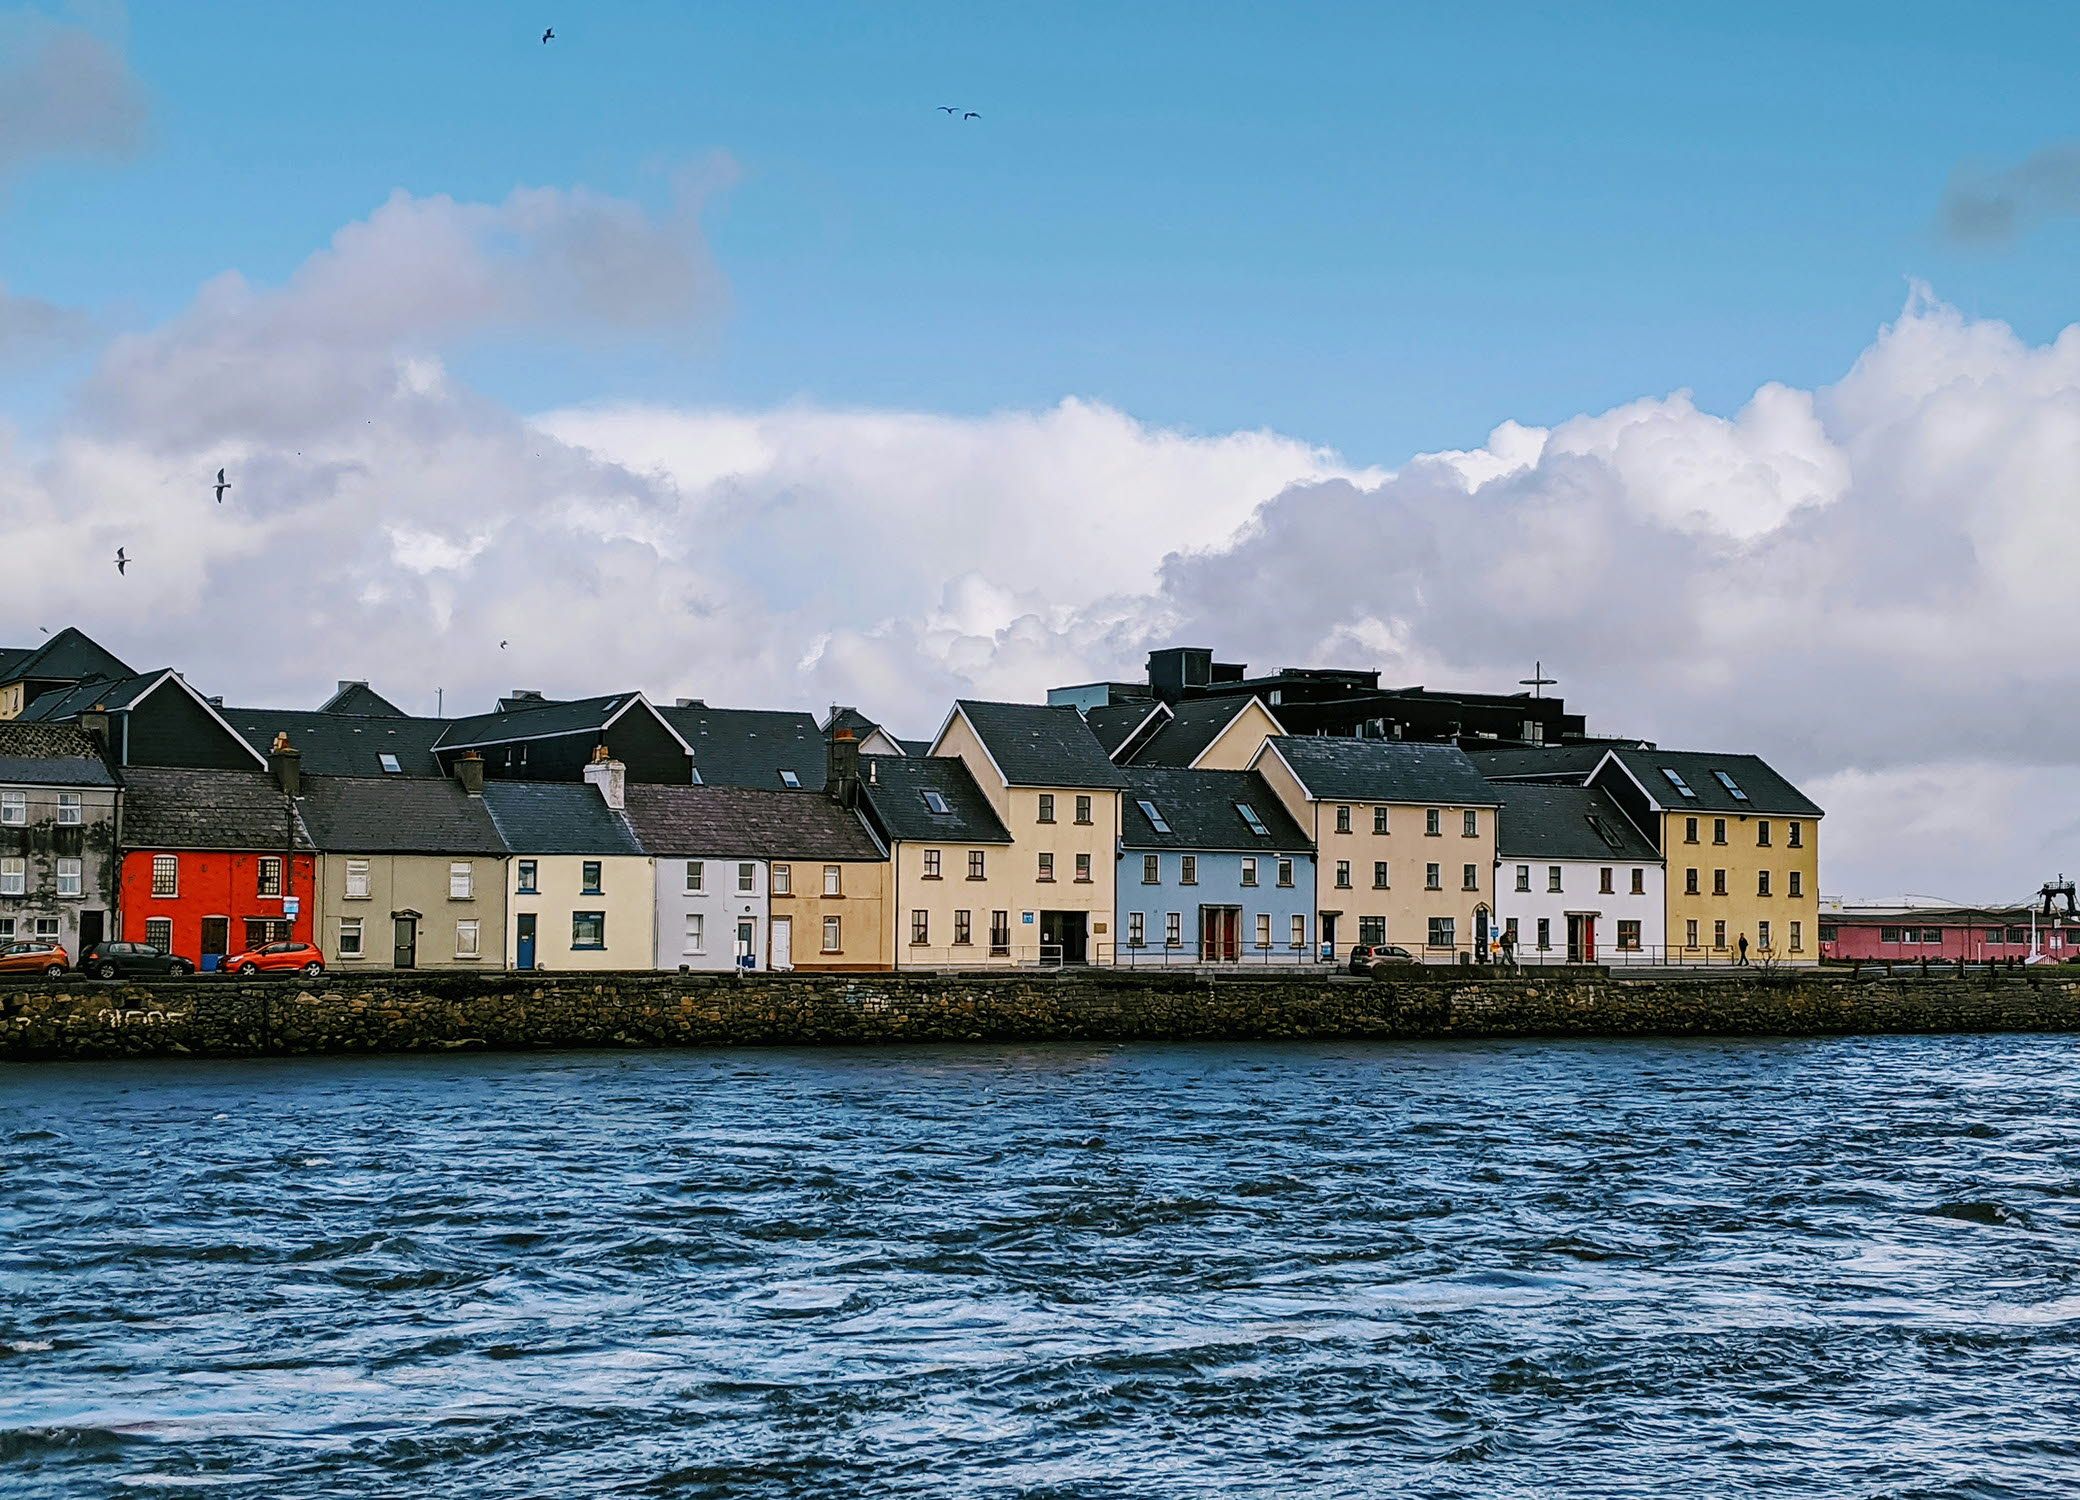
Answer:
xmin=269 ymin=731 xmax=302 ymax=797
xmin=79 ymin=708 xmax=111 ymax=753
xmin=828 ymin=727 xmax=861 ymax=809
xmin=583 ymin=743 xmax=626 ymax=811
xmin=455 ymin=750 xmax=486 ymax=797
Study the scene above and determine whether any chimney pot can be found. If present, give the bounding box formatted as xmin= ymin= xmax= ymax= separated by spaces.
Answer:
xmin=268 ymin=732 xmax=302 ymax=797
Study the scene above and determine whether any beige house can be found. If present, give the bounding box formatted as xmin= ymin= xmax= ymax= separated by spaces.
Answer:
xmin=928 ymin=700 xmax=1126 ymax=964
xmin=299 ymin=769 xmax=509 ymax=969
xmin=857 ymin=753 xmax=1015 ymax=968
xmin=1250 ymin=736 xmax=1501 ymax=962
xmin=483 ymin=758 xmax=652 ymax=971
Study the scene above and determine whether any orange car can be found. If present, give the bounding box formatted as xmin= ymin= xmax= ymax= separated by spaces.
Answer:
xmin=0 ymin=939 xmax=71 ymax=978
xmin=220 ymin=941 xmax=326 ymax=977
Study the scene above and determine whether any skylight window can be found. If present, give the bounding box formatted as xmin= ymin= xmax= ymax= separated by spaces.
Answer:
xmin=1588 ymin=814 xmax=1624 ymax=851
xmin=1236 ymin=802 xmax=1269 ymax=836
xmin=1137 ymin=799 xmax=1171 ymax=834
xmin=1660 ymin=768 xmax=1697 ymax=799
xmin=378 ymin=753 xmax=402 ymax=774
xmin=689 ymin=767 xmax=704 ymax=785
xmin=1711 ymin=769 xmax=1749 ymax=801
xmin=779 ymin=769 xmax=802 ymax=789
xmin=922 ymin=790 xmax=951 ymax=815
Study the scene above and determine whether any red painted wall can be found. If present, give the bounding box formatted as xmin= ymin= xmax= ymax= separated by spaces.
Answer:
xmin=119 ymin=850 xmax=317 ymax=964
xmin=1821 ymin=920 xmax=2079 ymax=964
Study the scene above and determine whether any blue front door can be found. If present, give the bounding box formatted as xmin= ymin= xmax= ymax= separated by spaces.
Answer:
xmin=517 ymin=913 xmax=537 ymax=970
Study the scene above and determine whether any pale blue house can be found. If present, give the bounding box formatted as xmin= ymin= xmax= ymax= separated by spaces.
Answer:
xmin=1115 ymin=766 xmax=1316 ymax=965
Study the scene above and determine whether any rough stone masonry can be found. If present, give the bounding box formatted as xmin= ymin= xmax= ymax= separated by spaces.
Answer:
xmin=3 ymin=969 xmax=2078 ymax=1061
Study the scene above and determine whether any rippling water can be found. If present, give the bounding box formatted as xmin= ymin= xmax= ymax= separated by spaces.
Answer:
xmin=5 ymin=1038 xmax=2080 ymax=1496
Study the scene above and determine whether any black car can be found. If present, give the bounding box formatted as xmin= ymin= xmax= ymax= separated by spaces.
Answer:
xmin=77 ymin=941 xmax=194 ymax=980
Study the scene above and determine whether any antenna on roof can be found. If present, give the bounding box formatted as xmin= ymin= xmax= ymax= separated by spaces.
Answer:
xmin=1519 ymin=661 xmax=1556 ymax=700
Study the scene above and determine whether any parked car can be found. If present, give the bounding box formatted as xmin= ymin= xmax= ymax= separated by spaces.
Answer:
xmin=0 ymin=940 xmax=70 ymax=978
xmin=77 ymin=941 xmax=194 ymax=980
xmin=1361 ymin=945 xmax=1420 ymax=975
xmin=220 ymin=941 xmax=326 ymax=977
xmin=1348 ymin=942 xmax=1416 ymax=974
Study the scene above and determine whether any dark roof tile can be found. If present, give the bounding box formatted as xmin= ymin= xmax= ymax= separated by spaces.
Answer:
xmin=222 ymin=707 xmax=449 ymax=778
xmin=858 ymin=755 xmax=1012 ymax=844
xmin=1265 ymin=736 xmax=1499 ymax=805
xmin=659 ymin=705 xmax=828 ymax=790
xmin=299 ymin=775 xmax=505 ymax=854
xmin=480 ymin=781 xmax=645 ymax=855
xmin=952 ymin=700 xmax=1126 ymax=788
xmin=1491 ymin=782 xmax=1660 ymax=861
xmin=1599 ymin=748 xmax=1823 ymax=818
xmin=0 ymin=724 xmax=116 ymax=787
xmin=624 ymin=785 xmax=883 ymax=860
xmin=1118 ymin=767 xmax=1312 ymax=852
xmin=119 ymin=767 xmax=310 ymax=850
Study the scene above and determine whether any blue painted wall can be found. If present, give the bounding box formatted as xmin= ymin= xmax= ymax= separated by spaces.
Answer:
xmin=1113 ymin=851 xmax=1317 ymax=965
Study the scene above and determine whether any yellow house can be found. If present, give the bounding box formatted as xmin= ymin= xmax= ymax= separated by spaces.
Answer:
xmin=858 ymin=753 xmax=1016 ymax=968
xmin=1588 ymin=748 xmax=1823 ymax=965
xmin=929 ymin=700 xmax=1127 ymax=965
xmin=1120 ymin=695 xmax=1287 ymax=771
xmin=483 ymin=764 xmax=653 ymax=971
xmin=1249 ymin=735 xmax=1501 ymax=962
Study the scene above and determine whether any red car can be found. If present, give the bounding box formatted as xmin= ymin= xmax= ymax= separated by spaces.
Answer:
xmin=220 ymin=941 xmax=326 ymax=977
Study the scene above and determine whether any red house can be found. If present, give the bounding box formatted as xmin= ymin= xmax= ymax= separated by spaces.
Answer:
xmin=1819 ymin=905 xmax=2079 ymax=965
xmin=118 ymin=765 xmax=315 ymax=969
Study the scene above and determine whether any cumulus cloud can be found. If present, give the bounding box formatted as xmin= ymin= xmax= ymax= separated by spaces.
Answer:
xmin=0 ymin=6 xmax=148 ymax=172
xmin=1940 ymin=142 xmax=2080 ymax=244
xmin=0 ymin=176 xmax=2075 ymax=901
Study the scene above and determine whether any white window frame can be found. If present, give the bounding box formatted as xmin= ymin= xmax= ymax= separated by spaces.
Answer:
xmin=338 ymin=917 xmax=364 ymax=958
xmin=1128 ymin=912 xmax=1145 ymax=947
xmin=455 ymin=919 xmax=481 ymax=959
xmin=345 ymin=858 xmax=371 ymax=899
xmin=737 ymin=862 xmax=755 ymax=894
xmin=772 ymin=863 xmax=792 ymax=895
xmin=57 ymin=792 xmax=82 ymax=826
xmin=1289 ymin=914 xmax=1306 ymax=949
xmin=1165 ymin=912 xmax=1182 ymax=948
xmin=685 ymin=860 xmax=703 ymax=892
xmin=1255 ymin=913 xmax=1271 ymax=949
xmin=56 ymin=857 xmax=81 ymax=897
xmin=823 ymin=865 xmax=842 ymax=896
xmin=449 ymin=862 xmax=474 ymax=900
xmin=822 ymin=915 xmax=842 ymax=953
xmin=0 ymin=790 xmax=24 ymax=826
xmin=684 ymin=913 xmax=706 ymax=954
xmin=144 ymin=916 xmax=173 ymax=951
xmin=0 ymin=858 xmax=23 ymax=896
xmin=152 ymin=854 xmax=178 ymax=897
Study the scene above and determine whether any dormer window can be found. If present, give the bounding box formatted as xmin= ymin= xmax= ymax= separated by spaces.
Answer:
xmin=921 ymin=790 xmax=951 ymax=815
xmin=378 ymin=753 xmax=402 ymax=774
xmin=779 ymin=769 xmax=802 ymax=789
xmin=1137 ymin=799 xmax=1170 ymax=834
xmin=1661 ymin=768 xmax=1697 ymax=799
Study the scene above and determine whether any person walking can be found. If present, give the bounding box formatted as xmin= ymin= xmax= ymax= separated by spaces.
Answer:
xmin=1736 ymin=932 xmax=1750 ymax=966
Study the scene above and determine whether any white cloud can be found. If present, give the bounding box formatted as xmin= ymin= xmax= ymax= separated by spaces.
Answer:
xmin=0 ymin=178 xmax=2073 ymax=901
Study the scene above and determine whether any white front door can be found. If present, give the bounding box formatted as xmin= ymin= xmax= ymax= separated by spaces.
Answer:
xmin=770 ymin=916 xmax=793 ymax=971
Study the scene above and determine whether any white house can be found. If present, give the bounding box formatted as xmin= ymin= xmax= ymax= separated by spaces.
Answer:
xmin=1490 ymin=782 xmax=1664 ymax=964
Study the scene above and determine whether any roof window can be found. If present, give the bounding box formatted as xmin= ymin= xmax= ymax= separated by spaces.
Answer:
xmin=1236 ymin=802 xmax=1269 ymax=836
xmin=1711 ymin=769 xmax=1749 ymax=801
xmin=689 ymin=767 xmax=704 ymax=785
xmin=1587 ymin=814 xmax=1624 ymax=851
xmin=1660 ymin=768 xmax=1697 ymax=799
xmin=921 ymin=790 xmax=951 ymax=815
xmin=1137 ymin=799 xmax=1171 ymax=834
xmin=378 ymin=753 xmax=402 ymax=774
xmin=779 ymin=769 xmax=802 ymax=789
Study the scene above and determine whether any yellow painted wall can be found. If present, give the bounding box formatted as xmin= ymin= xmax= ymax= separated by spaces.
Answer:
xmin=1311 ymin=801 xmax=1497 ymax=957
xmin=1250 ymin=743 xmax=1312 ymax=826
xmin=1191 ymin=699 xmax=1285 ymax=770
xmin=0 ymin=683 xmax=23 ymax=720
xmin=1663 ymin=810 xmax=1821 ymax=963
xmin=930 ymin=711 xmax=1008 ymax=820
xmin=889 ymin=840 xmax=1020 ymax=967
xmin=506 ymin=854 xmax=654 ymax=971
xmin=771 ymin=857 xmax=892 ymax=971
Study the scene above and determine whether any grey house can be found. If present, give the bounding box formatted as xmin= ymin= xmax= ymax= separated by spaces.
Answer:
xmin=0 ymin=724 xmax=120 ymax=957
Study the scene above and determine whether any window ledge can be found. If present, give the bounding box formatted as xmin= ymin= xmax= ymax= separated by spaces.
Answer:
xmin=571 ymin=944 xmax=606 ymax=952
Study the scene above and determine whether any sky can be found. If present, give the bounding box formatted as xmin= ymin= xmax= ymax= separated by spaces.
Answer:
xmin=1 ymin=1 xmax=2077 ymax=902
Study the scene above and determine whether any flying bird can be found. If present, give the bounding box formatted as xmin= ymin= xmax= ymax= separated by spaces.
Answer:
xmin=937 ymin=106 xmax=960 ymax=114
xmin=963 ymin=111 xmax=980 ymax=120
xmin=114 ymin=549 xmax=129 ymax=576
xmin=214 ymin=468 xmax=230 ymax=503
xmin=541 ymin=27 xmax=554 ymax=42
xmin=500 ymin=640 xmax=509 ymax=650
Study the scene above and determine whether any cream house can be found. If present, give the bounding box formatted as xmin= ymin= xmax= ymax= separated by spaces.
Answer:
xmin=482 ymin=756 xmax=651 ymax=971
xmin=1249 ymin=736 xmax=1501 ymax=963
xmin=928 ymin=700 xmax=1125 ymax=964
xmin=857 ymin=753 xmax=1015 ymax=969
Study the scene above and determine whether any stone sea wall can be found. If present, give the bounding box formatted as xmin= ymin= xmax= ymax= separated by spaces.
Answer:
xmin=3 ymin=968 xmax=2079 ymax=1060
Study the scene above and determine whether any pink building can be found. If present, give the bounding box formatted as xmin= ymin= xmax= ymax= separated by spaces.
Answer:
xmin=1819 ymin=906 xmax=2079 ymax=964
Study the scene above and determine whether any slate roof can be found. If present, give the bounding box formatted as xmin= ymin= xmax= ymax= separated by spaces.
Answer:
xmin=317 ymin=681 xmax=409 ymax=717
xmin=223 ymin=707 xmax=450 ymax=778
xmin=1468 ymin=745 xmax=1612 ymax=783
xmin=298 ymin=775 xmax=506 ymax=854
xmin=624 ymin=784 xmax=884 ymax=860
xmin=1118 ymin=767 xmax=1312 ymax=853
xmin=0 ymin=627 xmax=133 ymax=688
xmin=857 ymin=755 xmax=1012 ymax=844
xmin=0 ymin=647 xmax=30 ymax=680
xmin=1491 ymin=782 xmax=1661 ymax=862
xmin=951 ymin=700 xmax=1128 ymax=789
xmin=119 ymin=767 xmax=311 ymax=850
xmin=1132 ymin=697 xmax=1274 ymax=768
xmin=659 ymin=704 xmax=829 ymax=790
xmin=1263 ymin=736 xmax=1500 ymax=805
xmin=17 ymin=669 xmax=165 ymax=721
xmin=895 ymin=738 xmax=932 ymax=759
xmin=1598 ymin=748 xmax=1824 ymax=818
xmin=437 ymin=692 xmax=645 ymax=749
xmin=1084 ymin=700 xmax=1166 ymax=758
xmin=480 ymin=780 xmax=645 ymax=856
xmin=0 ymin=724 xmax=117 ymax=787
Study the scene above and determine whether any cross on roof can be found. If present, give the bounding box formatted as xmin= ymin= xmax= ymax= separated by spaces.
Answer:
xmin=1519 ymin=660 xmax=1557 ymax=699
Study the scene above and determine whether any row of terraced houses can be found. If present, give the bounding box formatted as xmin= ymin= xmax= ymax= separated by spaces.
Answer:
xmin=0 ymin=631 xmax=1828 ymax=971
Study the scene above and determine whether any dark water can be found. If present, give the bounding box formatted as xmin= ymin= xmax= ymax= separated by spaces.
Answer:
xmin=4 ymin=1039 xmax=2079 ymax=1498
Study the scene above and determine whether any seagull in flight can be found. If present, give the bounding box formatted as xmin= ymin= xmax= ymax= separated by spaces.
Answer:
xmin=500 ymin=640 xmax=509 ymax=650
xmin=114 ymin=549 xmax=129 ymax=576
xmin=937 ymin=106 xmax=960 ymax=114
xmin=541 ymin=27 xmax=554 ymax=43
xmin=963 ymin=111 xmax=981 ymax=121
xmin=214 ymin=468 xmax=230 ymax=503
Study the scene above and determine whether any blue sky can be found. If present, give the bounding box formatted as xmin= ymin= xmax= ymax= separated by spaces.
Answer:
xmin=7 ymin=0 xmax=2077 ymax=462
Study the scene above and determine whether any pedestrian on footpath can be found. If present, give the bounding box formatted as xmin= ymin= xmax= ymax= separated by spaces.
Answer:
xmin=1737 ymin=933 xmax=1750 ymax=966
